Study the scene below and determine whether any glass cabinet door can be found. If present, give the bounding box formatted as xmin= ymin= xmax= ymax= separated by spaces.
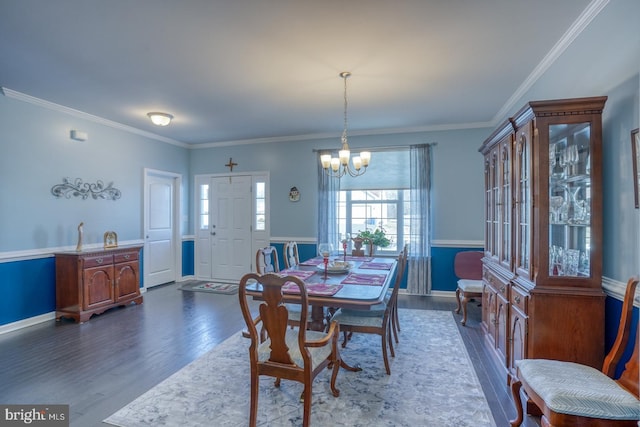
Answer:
xmin=485 ymin=148 xmax=500 ymax=260
xmin=499 ymin=136 xmax=512 ymax=270
xmin=548 ymin=123 xmax=591 ymax=277
xmin=514 ymin=126 xmax=531 ymax=277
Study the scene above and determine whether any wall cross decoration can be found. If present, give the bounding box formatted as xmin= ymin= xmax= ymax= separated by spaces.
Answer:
xmin=225 ymin=158 xmax=238 ymax=172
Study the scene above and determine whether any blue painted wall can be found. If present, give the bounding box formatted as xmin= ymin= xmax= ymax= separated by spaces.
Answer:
xmin=605 ymin=297 xmax=639 ymax=378
xmin=431 ymin=247 xmax=483 ymax=292
xmin=0 ymin=258 xmax=55 ymax=325
xmin=182 ymin=240 xmax=194 ymax=277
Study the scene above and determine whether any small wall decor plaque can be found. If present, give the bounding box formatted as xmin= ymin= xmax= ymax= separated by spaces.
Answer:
xmin=104 ymin=231 xmax=118 ymax=248
xmin=51 ymin=178 xmax=121 ymax=200
xmin=289 ymin=186 xmax=300 ymax=202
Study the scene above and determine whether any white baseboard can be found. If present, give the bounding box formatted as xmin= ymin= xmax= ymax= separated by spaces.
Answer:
xmin=0 ymin=311 xmax=55 ymax=335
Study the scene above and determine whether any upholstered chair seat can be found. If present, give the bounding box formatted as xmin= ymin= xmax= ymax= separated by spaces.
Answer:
xmin=516 ymin=359 xmax=640 ymax=420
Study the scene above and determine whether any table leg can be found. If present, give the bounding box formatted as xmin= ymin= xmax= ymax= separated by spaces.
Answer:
xmin=309 ymin=305 xmax=326 ymax=331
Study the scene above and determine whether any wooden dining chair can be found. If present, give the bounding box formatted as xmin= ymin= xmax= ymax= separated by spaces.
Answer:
xmin=283 ymin=241 xmax=300 ymax=269
xmin=509 ymin=277 xmax=640 ymax=427
xmin=388 ymin=244 xmax=408 ymax=342
xmin=257 ymin=245 xmax=308 ymax=327
xmin=329 ymin=249 xmax=408 ymax=375
xmin=453 ymin=250 xmax=484 ymax=326
xmin=238 ymin=273 xmax=341 ymax=427
xmin=256 ymin=246 xmax=280 ymax=274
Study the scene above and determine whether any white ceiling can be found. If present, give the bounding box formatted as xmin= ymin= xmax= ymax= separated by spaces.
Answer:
xmin=0 ymin=0 xmax=597 ymax=146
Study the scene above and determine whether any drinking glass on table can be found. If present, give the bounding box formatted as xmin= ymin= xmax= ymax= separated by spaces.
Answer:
xmin=318 ymin=243 xmax=333 ymax=279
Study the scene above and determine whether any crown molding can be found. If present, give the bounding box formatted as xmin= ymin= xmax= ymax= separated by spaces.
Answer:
xmin=190 ymin=121 xmax=494 ymax=149
xmin=1 ymin=87 xmax=188 ymax=148
xmin=492 ymin=0 xmax=610 ymax=123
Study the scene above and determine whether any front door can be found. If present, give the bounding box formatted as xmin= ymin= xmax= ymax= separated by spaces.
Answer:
xmin=210 ymin=176 xmax=252 ymax=282
xmin=195 ymin=173 xmax=269 ymax=281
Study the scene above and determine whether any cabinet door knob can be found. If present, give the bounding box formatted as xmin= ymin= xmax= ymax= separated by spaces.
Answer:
xmin=96 ymin=258 xmax=103 ymax=264
xmin=124 ymin=254 xmax=130 ymax=259
xmin=515 ymin=296 xmax=521 ymax=304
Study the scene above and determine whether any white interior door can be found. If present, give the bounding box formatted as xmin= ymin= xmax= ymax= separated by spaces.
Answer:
xmin=144 ymin=170 xmax=179 ymax=287
xmin=211 ymin=175 xmax=252 ymax=282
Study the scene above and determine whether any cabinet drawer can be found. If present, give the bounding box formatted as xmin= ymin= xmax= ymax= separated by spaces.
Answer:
xmin=511 ymin=286 xmax=528 ymax=313
xmin=483 ymin=269 xmax=509 ymax=297
xmin=83 ymin=254 xmax=114 ymax=268
xmin=115 ymin=251 xmax=138 ymax=263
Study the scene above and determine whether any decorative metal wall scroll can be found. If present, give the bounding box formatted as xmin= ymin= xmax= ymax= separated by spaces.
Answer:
xmin=51 ymin=178 xmax=122 ymax=200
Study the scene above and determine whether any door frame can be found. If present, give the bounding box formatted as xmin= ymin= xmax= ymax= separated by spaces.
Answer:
xmin=143 ymin=168 xmax=182 ymax=291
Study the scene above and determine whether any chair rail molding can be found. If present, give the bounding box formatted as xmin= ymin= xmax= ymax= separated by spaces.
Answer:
xmin=602 ymin=276 xmax=640 ymax=307
xmin=431 ymin=240 xmax=484 ymax=248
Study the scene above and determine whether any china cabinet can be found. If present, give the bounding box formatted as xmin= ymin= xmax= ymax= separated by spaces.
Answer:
xmin=479 ymin=97 xmax=607 ymax=382
xmin=55 ymin=245 xmax=143 ymax=323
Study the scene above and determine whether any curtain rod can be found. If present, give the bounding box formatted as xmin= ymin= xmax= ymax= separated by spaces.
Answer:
xmin=312 ymin=142 xmax=437 ymax=153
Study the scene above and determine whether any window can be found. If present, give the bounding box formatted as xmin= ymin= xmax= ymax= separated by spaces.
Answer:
xmin=199 ymin=184 xmax=209 ymax=230
xmin=336 ymin=149 xmax=410 ymax=255
xmin=337 ymin=189 xmax=408 ymax=254
xmin=255 ymin=181 xmax=266 ymax=231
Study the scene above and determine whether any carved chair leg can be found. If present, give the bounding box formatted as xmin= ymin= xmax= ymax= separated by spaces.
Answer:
xmin=249 ymin=372 xmax=259 ymax=427
xmin=330 ymin=351 xmax=340 ymax=397
xmin=509 ymin=376 xmax=524 ymax=427
xmin=461 ymin=295 xmax=469 ymax=326
xmin=302 ymin=383 xmax=312 ymax=427
xmin=455 ymin=288 xmax=462 ymax=314
xmin=382 ymin=328 xmax=391 ymax=375
xmin=387 ymin=324 xmax=395 ymax=358
xmin=274 ymin=377 xmax=281 ymax=387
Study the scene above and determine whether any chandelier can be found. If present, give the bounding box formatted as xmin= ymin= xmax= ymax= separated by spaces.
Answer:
xmin=320 ymin=72 xmax=371 ymax=178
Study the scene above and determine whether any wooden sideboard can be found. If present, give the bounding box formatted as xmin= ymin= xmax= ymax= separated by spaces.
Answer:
xmin=55 ymin=245 xmax=143 ymax=323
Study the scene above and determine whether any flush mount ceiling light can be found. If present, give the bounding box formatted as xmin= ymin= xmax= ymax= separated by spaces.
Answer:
xmin=147 ymin=112 xmax=174 ymax=126
xmin=320 ymin=72 xmax=371 ymax=178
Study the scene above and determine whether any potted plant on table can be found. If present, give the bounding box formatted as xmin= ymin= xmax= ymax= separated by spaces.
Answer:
xmin=357 ymin=227 xmax=391 ymax=257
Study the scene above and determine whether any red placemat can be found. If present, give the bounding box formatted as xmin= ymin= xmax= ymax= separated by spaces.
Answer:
xmin=341 ymin=272 xmax=387 ymax=286
xmin=358 ymin=262 xmax=394 ymax=270
xmin=279 ymin=269 xmax=316 ymax=280
xmin=282 ymin=282 xmax=343 ymax=296
xmin=299 ymin=258 xmax=324 ymax=266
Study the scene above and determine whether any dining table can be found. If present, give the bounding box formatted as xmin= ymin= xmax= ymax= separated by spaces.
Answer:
xmin=245 ymin=254 xmax=398 ymax=371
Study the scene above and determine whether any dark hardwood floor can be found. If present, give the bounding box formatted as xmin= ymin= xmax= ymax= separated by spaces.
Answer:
xmin=0 ymin=283 xmax=540 ymax=426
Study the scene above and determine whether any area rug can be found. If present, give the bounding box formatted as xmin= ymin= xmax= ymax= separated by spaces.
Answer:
xmin=103 ymin=309 xmax=496 ymax=426
xmin=179 ymin=281 xmax=238 ymax=295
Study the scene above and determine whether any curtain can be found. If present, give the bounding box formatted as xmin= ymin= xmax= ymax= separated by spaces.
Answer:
xmin=317 ymin=153 xmax=340 ymax=251
xmin=407 ymin=144 xmax=432 ymax=295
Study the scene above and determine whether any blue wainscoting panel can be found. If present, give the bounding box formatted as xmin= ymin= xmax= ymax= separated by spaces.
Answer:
xmin=430 ymin=246 xmax=483 ymax=292
xmin=182 ymin=240 xmax=194 ymax=277
xmin=0 ymin=257 xmax=55 ymax=326
xmin=604 ymin=296 xmax=639 ymax=378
